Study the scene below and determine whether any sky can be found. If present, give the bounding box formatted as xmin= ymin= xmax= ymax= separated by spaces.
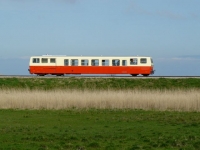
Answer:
xmin=0 ymin=0 xmax=200 ymax=75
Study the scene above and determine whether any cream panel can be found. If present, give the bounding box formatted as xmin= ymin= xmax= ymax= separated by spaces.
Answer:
xmin=30 ymin=56 xmax=153 ymax=67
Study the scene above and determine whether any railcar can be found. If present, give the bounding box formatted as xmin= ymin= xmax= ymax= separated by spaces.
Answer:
xmin=28 ymin=55 xmax=154 ymax=76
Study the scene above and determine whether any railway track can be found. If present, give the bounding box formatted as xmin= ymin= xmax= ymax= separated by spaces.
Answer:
xmin=0 ymin=75 xmax=200 ymax=78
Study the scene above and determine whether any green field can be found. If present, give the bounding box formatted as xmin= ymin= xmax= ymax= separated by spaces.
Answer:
xmin=1 ymin=78 xmax=200 ymax=149
xmin=1 ymin=77 xmax=200 ymax=90
xmin=1 ymin=109 xmax=200 ymax=150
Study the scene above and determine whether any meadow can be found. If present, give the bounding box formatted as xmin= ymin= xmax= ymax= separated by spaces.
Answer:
xmin=1 ymin=109 xmax=200 ymax=150
xmin=1 ymin=77 xmax=200 ymax=149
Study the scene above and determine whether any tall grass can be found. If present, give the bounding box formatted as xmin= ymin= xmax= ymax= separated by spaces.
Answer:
xmin=1 ymin=89 xmax=200 ymax=111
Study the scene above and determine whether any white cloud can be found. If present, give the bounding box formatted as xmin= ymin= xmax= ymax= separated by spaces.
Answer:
xmin=0 ymin=56 xmax=30 ymax=60
xmin=59 ymin=0 xmax=77 ymax=4
xmin=156 ymin=10 xmax=186 ymax=20
xmin=0 ymin=0 xmax=79 ymax=11
xmin=156 ymin=56 xmax=200 ymax=61
xmin=127 ymin=1 xmax=199 ymax=20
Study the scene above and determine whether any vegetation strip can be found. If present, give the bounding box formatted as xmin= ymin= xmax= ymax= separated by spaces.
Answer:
xmin=1 ymin=77 xmax=200 ymax=90
xmin=1 ymin=89 xmax=200 ymax=111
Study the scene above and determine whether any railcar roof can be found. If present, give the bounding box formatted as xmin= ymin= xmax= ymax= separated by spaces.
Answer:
xmin=31 ymin=55 xmax=151 ymax=58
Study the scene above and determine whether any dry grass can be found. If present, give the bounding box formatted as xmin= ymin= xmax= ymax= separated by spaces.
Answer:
xmin=0 ymin=89 xmax=200 ymax=111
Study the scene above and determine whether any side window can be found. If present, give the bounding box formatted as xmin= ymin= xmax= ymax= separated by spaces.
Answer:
xmin=64 ymin=59 xmax=69 ymax=66
xmin=102 ymin=59 xmax=109 ymax=66
xmin=130 ymin=58 xmax=138 ymax=65
xmin=91 ymin=59 xmax=99 ymax=66
xmin=140 ymin=58 xmax=147 ymax=64
xmin=32 ymin=58 xmax=40 ymax=63
xmin=122 ymin=60 xmax=127 ymax=66
xmin=42 ymin=58 xmax=48 ymax=63
xmin=112 ymin=59 xmax=120 ymax=66
xmin=81 ymin=59 xmax=89 ymax=66
xmin=50 ymin=58 xmax=56 ymax=63
xmin=71 ymin=59 xmax=78 ymax=66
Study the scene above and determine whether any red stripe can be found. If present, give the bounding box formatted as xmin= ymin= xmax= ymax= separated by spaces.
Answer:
xmin=29 ymin=66 xmax=153 ymax=75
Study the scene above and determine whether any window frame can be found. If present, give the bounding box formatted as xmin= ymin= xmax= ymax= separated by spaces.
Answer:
xmin=130 ymin=58 xmax=138 ymax=65
xmin=41 ymin=58 xmax=48 ymax=63
xmin=64 ymin=59 xmax=69 ymax=66
xmin=81 ymin=59 xmax=89 ymax=66
xmin=112 ymin=59 xmax=120 ymax=66
xmin=140 ymin=58 xmax=147 ymax=64
xmin=32 ymin=58 xmax=40 ymax=63
xmin=102 ymin=59 xmax=109 ymax=66
xmin=50 ymin=58 xmax=56 ymax=63
xmin=91 ymin=59 xmax=99 ymax=66
xmin=122 ymin=60 xmax=127 ymax=66
xmin=71 ymin=59 xmax=79 ymax=66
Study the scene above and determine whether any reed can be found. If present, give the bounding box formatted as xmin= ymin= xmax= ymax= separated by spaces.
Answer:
xmin=1 ymin=89 xmax=200 ymax=111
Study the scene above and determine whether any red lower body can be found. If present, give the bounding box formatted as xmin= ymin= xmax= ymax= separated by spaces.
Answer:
xmin=29 ymin=66 xmax=154 ymax=76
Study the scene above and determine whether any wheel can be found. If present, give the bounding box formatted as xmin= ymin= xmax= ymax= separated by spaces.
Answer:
xmin=131 ymin=74 xmax=138 ymax=76
xmin=37 ymin=74 xmax=45 ymax=76
xmin=56 ymin=74 xmax=64 ymax=76
xmin=142 ymin=74 xmax=149 ymax=77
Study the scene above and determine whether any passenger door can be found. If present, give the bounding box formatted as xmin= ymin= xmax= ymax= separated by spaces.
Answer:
xmin=49 ymin=58 xmax=57 ymax=73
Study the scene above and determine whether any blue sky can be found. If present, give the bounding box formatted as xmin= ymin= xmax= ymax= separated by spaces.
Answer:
xmin=0 ymin=0 xmax=200 ymax=75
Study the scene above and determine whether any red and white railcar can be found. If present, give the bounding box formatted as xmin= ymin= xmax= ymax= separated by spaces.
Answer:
xmin=28 ymin=55 xmax=154 ymax=76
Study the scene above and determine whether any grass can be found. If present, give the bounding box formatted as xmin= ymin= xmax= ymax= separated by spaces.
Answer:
xmin=1 ymin=77 xmax=200 ymax=90
xmin=0 ymin=109 xmax=200 ymax=150
xmin=1 ymin=77 xmax=200 ymax=149
xmin=1 ymin=89 xmax=200 ymax=111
